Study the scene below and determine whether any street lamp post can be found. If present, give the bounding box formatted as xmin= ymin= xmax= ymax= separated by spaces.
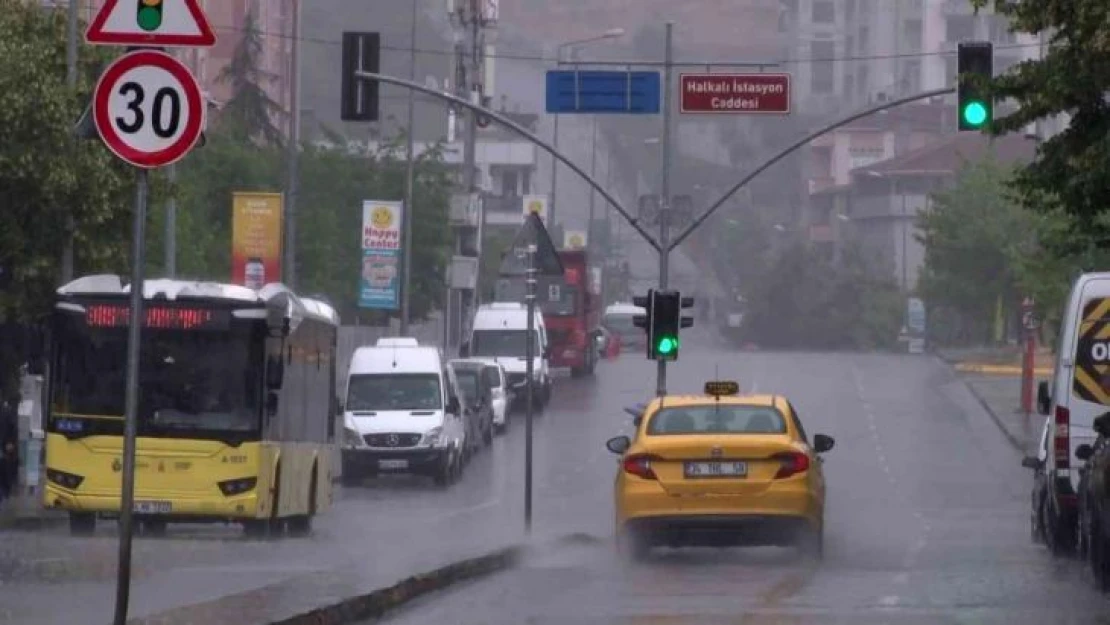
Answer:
xmin=549 ymin=28 xmax=625 ymax=228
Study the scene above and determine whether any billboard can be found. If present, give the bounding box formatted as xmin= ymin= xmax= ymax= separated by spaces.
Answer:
xmin=359 ymin=200 xmax=403 ymax=310
xmin=522 ymin=194 xmax=548 ymax=224
xmin=231 ymin=192 xmax=283 ymax=288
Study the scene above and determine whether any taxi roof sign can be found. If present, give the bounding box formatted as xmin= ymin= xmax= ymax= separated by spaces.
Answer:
xmin=704 ymin=381 xmax=740 ymax=397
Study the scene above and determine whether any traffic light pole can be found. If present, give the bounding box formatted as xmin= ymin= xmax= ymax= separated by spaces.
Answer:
xmin=655 ymin=22 xmax=674 ymax=397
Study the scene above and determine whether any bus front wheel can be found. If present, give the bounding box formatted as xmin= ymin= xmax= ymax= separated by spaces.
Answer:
xmin=69 ymin=512 xmax=95 ymax=536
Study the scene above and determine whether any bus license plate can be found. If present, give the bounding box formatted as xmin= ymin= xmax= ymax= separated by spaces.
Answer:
xmin=684 ymin=461 xmax=747 ymax=478
xmin=378 ymin=459 xmax=408 ymax=470
xmin=134 ymin=501 xmax=172 ymax=514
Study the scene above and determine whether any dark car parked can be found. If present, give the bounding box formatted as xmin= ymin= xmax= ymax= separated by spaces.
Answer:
xmin=448 ymin=360 xmax=495 ymax=456
xmin=1076 ymin=412 xmax=1110 ymax=591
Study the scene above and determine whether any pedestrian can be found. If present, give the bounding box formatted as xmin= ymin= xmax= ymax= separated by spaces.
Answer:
xmin=0 ymin=400 xmax=17 ymax=502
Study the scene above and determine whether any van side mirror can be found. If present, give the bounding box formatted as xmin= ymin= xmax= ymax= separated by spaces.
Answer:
xmin=459 ymin=342 xmax=470 ymax=358
xmin=1037 ymin=381 xmax=1051 ymax=416
xmin=1094 ymin=413 xmax=1110 ymax=437
xmin=266 ymin=355 xmax=284 ymax=390
xmin=1076 ymin=444 xmax=1095 ymax=462
xmin=1021 ymin=456 xmax=1043 ymax=469
xmin=265 ymin=391 xmax=279 ymax=418
xmin=813 ymin=433 xmax=835 ymax=453
xmin=446 ymin=395 xmax=460 ymax=415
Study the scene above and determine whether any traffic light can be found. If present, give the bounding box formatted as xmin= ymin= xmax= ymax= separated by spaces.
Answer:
xmin=957 ymin=41 xmax=993 ymax=131
xmin=633 ymin=290 xmax=654 ymax=358
xmin=341 ymin=32 xmax=381 ymax=122
xmin=650 ymin=290 xmax=681 ymax=361
xmin=136 ymin=0 xmax=164 ymax=32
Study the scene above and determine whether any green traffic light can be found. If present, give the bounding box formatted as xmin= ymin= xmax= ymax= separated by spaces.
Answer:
xmin=961 ymin=101 xmax=988 ymax=127
xmin=657 ymin=336 xmax=677 ymax=355
xmin=137 ymin=4 xmax=162 ymax=32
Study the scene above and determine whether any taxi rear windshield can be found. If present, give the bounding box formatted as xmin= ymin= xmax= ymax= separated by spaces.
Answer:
xmin=646 ymin=405 xmax=788 ymax=435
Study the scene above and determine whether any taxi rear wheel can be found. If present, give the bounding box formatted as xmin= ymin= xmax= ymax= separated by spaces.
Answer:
xmin=617 ymin=529 xmax=651 ymax=561
xmin=797 ymin=522 xmax=824 ymax=560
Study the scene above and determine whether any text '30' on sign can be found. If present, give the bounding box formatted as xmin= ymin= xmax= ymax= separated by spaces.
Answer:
xmin=679 ymin=73 xmax=792 ymax=114
xmin=93 ymin=50 xmax=205 ymax=169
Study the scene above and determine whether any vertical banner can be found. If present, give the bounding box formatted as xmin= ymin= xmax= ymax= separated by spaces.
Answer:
xmin=231 ymin=192 xmax=284 ymax=288
xmin=360 ymin=200 xmax=403 ymax=310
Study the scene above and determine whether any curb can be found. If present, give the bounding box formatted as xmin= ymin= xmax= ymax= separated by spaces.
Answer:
xmin=269 ymin=545 xmax=522 ymax=625
xmin=0 ymin=515 xmax=67 ymax=531
xmin=954 ymin=363 xmax=1052 ymax=376
xmin=964 ymin=379 xmax=1026 ymax=454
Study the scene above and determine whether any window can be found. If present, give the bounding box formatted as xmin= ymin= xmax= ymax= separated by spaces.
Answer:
xmin=902 ymin=59 xmax=922 ymax=92
xmin=810 ymin=40 xmax=836 ymax=93
xmin=646 ymin=405 xmax=788 ymax=436
xmin=521 ymin=169 xmax=531 ymax=194
xmin=346 ymin=374 xmax=443 ymax=412
xmin=945 ymin=15 xmax=975 ymax=42
xmin=903 ymin=20 xmax=923 ymax=51
xmin=811 ymin=1 xmax=835 ymax=23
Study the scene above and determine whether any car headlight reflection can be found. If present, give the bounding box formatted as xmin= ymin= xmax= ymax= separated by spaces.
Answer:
xmin=423 ymin=427 xmax=444 ymax=447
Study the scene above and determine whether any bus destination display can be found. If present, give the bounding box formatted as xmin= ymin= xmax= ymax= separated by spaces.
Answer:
xmin=84 ymin=304 xmax=231 ymax=331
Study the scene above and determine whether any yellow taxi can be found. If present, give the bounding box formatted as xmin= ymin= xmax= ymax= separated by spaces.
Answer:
xmin=605 ymin=381 xmax=834 ymax=560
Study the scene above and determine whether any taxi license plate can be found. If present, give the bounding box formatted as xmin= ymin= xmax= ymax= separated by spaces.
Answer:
xmin=134 ymin=501 xmax=172 ymax=514
xmin=684 ymin=461 xmax=747 ymax=478
xmin=378 ymin=459 xmax=409 ymax=470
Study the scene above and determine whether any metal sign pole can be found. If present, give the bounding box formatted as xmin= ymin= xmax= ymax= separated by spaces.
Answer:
xmin=655 ymin=22 xmax=674 ymax=398
xmin=524 ymin=243 xmax=537 ymax=534
xmin=113 ymin=168 xmax=148 ymax=625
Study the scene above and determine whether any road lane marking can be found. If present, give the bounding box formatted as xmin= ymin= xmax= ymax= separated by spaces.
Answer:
xmin=879 ymin=595 xmax=900 ymax=606
xmin=893 ymin=572 xmax=909 ymax=584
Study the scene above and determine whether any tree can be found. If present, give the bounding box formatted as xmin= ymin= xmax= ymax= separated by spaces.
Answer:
xmin=0 ymin=1 xmax=134 ymax=396
xmin=917 ymin=158 xmax=1033 ymax=344
xmin=969 ymin=0 xmax=1110 ymax=238
xmin=215 ymin=10 xmax=285 ymax=146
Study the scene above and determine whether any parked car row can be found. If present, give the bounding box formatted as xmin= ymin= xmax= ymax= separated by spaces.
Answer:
xmin=1022 ymin=271 xmax=1110 ymax=591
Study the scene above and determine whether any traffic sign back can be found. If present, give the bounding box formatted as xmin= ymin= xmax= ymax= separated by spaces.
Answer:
xmin=498 ymin=213 xmax=564 ymax=278
xmin=87 ymin=0 xmax=216 ymax=47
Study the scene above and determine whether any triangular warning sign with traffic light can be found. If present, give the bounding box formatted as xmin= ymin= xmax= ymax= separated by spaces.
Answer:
xmin=86 ymin=0 xmax=217 ymax=48
xmin=498 ymin=213 xmax=564 ymax=278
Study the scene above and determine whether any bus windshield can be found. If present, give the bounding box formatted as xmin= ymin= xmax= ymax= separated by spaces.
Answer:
xmin=346 ymin=374 xmax=442 ymax=412
xmin=51 ymin=314 xmax=263 ymax=435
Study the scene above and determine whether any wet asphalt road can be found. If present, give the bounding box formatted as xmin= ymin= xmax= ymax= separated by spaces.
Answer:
xmin=4 ymin=331 xmax=1109 ymax=624
xmin=373 ymin=340 xmax=1110 ymax=624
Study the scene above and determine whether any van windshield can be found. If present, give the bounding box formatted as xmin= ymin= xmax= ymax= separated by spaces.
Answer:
xmin=346 ymin=374 xmax=442 ymax=412
xmin=471 ymin=329 xmax=538 ymax=358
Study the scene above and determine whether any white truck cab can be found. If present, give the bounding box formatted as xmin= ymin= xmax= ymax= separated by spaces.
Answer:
xmin=1036 ymin=272 xmax=1110 ymax=551
xmin=462 ymin=302 xmax=552 ymax=411
xmin=341 ymin=338 xmax=466 ymax=486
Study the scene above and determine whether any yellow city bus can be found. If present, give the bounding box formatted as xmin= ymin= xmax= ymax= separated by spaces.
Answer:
xmin=43 ymin=275 xmax=339 ymax=537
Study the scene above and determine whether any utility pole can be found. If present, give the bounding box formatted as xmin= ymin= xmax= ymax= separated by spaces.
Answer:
xmin=399 ymin=0 xmax=419 ymax=334
xmin=587 ymin=116 xmax=597 ymax=255
xmin=62 ymin=0 xmax=79 ymax=283
xmin=284 ymin=0 xmax=302 ymax=289
xmin=655 ymin=22 xmax=674 ymax=397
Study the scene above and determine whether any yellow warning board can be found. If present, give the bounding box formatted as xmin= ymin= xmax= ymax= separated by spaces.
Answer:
xmin=1073 ymin=297 xmax=1110 ymax=405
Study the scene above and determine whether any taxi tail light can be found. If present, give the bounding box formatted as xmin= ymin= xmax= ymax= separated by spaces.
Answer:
xmin=218 ymin=477 xmax=258 ymax=496
xmin=622 ymin=454 xmax=660 ymax=480
xmin=772 ymin=451 xmax=810 ymax=479
xmin=1054 ymin=405 xmax=1070 ymax=469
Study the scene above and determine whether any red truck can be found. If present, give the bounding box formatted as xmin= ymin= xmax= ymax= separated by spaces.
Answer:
xmin=545 ymin=250 xmax=602 ymax=377
xmin=493 ymin=249 xmax=602 ymax=377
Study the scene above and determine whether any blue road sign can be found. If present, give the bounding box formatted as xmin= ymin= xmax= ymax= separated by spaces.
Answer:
xmin=545 ymin=70 xmax=661 ymax=114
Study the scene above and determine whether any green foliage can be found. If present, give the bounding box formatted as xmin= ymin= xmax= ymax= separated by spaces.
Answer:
xmin=0 ymin=1 xmax=134 ymax=394
xmin=172 ymin=133 xmax=453 ymax=324
xmin=738 ymin=239 xmax=903 ymax=350
xmin=215 ymin=9 xmax=285 ymax=146
xmin=916 ymin=158 xmax=1034 ymax=343
xmin=968 ymin=0 xmax=1110 ymax=236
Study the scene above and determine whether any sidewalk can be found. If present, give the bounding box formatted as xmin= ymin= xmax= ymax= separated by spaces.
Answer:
xmin=0 ymin=490 xmax=64 ymax=530
xmin=936 ymin=345 xmax=1055 ymax=375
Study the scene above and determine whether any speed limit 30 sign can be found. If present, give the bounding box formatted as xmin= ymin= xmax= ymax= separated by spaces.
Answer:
xmin=93 ymin=49 xmax=204 ymax=169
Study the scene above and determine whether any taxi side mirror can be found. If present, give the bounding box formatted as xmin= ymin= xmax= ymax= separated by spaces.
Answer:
xmin=606 ymin=435 xmax=631 ymax=455
xmin=1037 ymin=381 xmax=1051 ymax=416
xmin=813 ymin=434 xmax=835 ymax=454
xmin=1021 ymin=456 xmax=1043 ymax=469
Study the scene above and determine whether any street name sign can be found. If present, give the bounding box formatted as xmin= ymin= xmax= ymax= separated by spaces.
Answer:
xmin=546 ymin=70 xmax=661 ymax=114
xmin=679 ymin=73 xmax=791 ymax=114
xmin=87 ymin=0 xmax=217 ymax=48
xmin=93 ymin=50 xmax=205 ymax=169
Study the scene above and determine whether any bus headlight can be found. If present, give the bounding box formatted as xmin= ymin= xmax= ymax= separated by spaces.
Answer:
xmin=344 ymin=427 xmax=364 ymax=448
xmin=218 ymin=477 xmax=257 ymax=496
xmin=47 ymin=469 xmax=84 ymax=490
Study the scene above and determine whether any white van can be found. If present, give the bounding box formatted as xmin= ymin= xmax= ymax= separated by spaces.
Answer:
xmin=1036 ymin=272 xmax=1110 ymax=551
xmin=603 ymin=302 xmax=647 ymax=354
xmin=463 ymin=302 xmax=552 ymax=411
xmin=341 ymin=338 xmax=467 ymax=486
